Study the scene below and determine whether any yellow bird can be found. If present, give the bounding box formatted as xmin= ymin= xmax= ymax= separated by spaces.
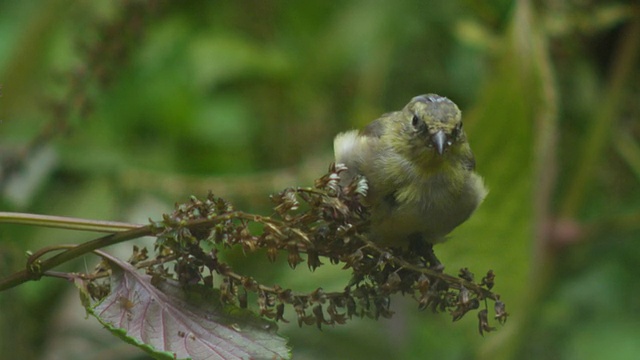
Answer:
xmin=334 ymin=94 xmax=487 ymax=264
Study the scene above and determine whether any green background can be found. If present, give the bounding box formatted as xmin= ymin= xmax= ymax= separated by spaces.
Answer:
xmin=1 ymin=1 xmax=639 ymax=359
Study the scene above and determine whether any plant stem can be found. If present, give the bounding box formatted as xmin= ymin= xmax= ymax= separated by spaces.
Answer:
xmin=0 ymin=212 xmax=142 ymax=233
xmin=0 ymin=210 xmax=271 ymax=292
xmin=0 ymin=226 xmax=152 ymax=291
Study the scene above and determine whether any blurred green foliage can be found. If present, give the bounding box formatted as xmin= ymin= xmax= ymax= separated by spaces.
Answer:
xmin=1 ymin=0 xmax=639 ymax=359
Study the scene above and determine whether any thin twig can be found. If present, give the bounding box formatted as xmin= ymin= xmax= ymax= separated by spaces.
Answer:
xmin=0 ymin=212 xmax=142 ymax=233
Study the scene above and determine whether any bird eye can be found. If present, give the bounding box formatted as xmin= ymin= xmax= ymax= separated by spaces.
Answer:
xmin=452 ymin=122 xmax=463 ymax=139
xmin=411 ymin=115 xmax=422 ymax=129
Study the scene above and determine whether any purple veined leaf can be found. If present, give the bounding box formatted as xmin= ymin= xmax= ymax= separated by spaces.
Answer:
xmin=84 ymin=253 xmax=291 ymax=360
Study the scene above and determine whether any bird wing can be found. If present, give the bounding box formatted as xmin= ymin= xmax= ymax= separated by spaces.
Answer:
xmin=361 ymin=117 xmax=387 ymax=138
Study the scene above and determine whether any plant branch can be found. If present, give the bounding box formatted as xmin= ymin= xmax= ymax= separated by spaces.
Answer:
xmin=1 ymin=211 xmax=293 ymax=292
xmin=0 ymin=225 xmax=152 ymax=291
xmin=0 ymin=212 xmax=142 ymax=233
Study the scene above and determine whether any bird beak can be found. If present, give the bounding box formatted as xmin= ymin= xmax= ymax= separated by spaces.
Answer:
xmin=431 ymin=130 xmax=447 ymax=155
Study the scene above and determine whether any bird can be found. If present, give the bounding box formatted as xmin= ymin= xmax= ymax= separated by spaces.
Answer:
xmin=334 ymin=94 xmax=487 ymax=265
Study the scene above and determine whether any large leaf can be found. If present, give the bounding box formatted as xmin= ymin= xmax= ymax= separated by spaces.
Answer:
xmin=85 ymin=255 xmax=290 ymax=360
